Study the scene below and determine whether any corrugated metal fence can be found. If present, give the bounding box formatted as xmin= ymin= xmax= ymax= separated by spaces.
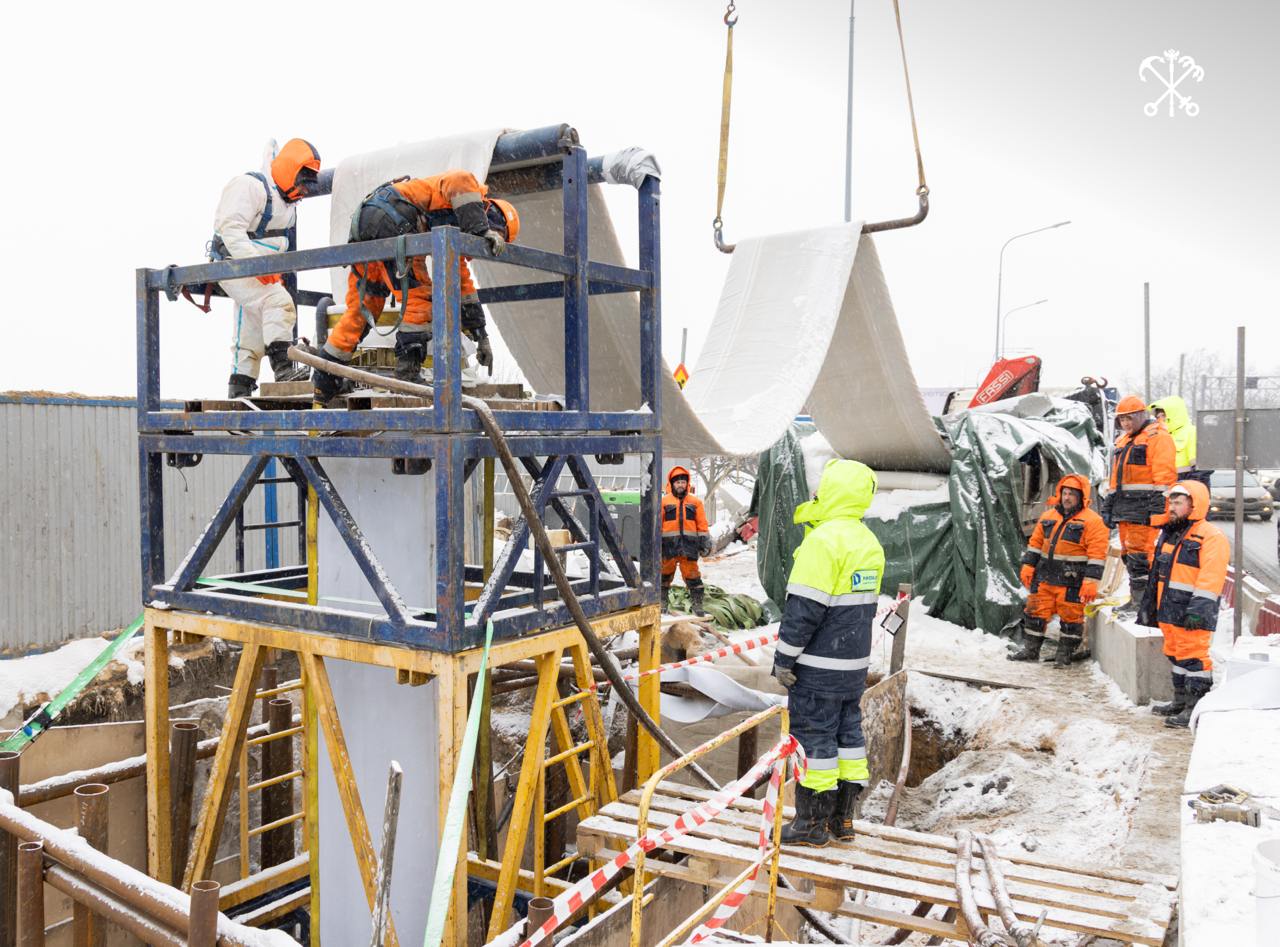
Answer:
xmin=1 ymin=395 xmax=301 ymax=654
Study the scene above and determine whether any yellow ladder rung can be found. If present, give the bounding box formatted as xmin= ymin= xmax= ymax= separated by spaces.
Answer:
xmin=247 ymin=769 xmax=304 ymax=794
xmin=248 ymin=811 xmax=304 ymax=838
xmin=247 ymin=726 xmax=303 ymax=747
xmin=543 ymin=792 xmax=593 ymax=824
xmin=255 ymin=681 xmax=303 ymax=700
xmin=552 ymin=690 xmax=592 ymax=710
xmin=544 ymin=741 xmax=593 ymax=769
xmin=545 ymin=852 xmax=580 ymax=877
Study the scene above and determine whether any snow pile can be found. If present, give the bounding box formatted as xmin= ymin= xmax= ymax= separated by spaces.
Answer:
xmin=865 ymin=483 xmax=950 ymax=523
xmin=0 ymin=632 xmax=146 ymax=722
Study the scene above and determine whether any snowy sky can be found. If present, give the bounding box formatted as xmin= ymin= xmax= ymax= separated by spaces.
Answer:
xmin=0 ymin=0 xmax=1274 ymax=398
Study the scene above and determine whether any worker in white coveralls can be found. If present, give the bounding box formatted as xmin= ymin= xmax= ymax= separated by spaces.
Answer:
xmin=770 ymin=459 xmax=884 ymax=847
xmin=210 ymin=138 xmax=322 ymax=398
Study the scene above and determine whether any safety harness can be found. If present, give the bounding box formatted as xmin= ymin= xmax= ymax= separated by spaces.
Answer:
xmin=187 ymin=172 xmax=291 ymax=313
xmin=349 ymin=180 xmax=422 ymax=336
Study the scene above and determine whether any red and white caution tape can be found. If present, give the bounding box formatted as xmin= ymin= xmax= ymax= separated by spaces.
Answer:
xmin=490 ymin=735 xmax=806 ymax=947
xmin=684 ymin=742 xmax=788 ymax=943
xmin=591 ymin=592 xmax=909 ymax=694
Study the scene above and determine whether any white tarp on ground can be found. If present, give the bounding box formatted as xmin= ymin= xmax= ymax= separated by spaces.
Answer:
xmin=328 ymin=130 xmax=949 ymax=471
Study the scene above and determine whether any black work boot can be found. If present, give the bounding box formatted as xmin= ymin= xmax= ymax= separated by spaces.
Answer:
xmin=1054 ymin=624 xmax=1083 ymax=669
xmin=1007 ymin=627 xmax=1044 ymax=662
xmin=781 ymin=785 xmax=834 ymax=848
xmin=266 ymin=340 xmax=308 ymax=383
xmin=689 ymin=583 xmax=706 ymax=616
xmin=394 ymin=331 xmax=431 ymax=382
xmin=829 ymin=781 xmax=863 ymax=842
xmin=228 ymin=373 xmax=257 ymax=399
xmin=1165 ymin=684 xmax=1207 ymax=729
xmin=1152 ymin=675 xmax=1185 ymax=715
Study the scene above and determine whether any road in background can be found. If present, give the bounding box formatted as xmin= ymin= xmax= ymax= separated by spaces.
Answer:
xmin=1235 ymin=518 xmax=1280 ymax=591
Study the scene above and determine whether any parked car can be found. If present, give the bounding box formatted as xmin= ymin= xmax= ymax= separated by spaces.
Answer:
xmin=1207 ymin=469 xmax=1274 ymax=521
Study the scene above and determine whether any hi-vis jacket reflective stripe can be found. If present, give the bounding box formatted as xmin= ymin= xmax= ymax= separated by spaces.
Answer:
xmin=1021 ymin=474 xmax=1109 ymax=596
xmin=1150 ymin=395 xmax=1197 ymax=472
xmin=1108 ymin=418 xmax=1177 ymax=524
xmin=660 ymin=466 xmax=711 ymax=560
xmin=774 ymin=459 xmax=885 ymax=697
xmin=1145 ymin=480 xmax=1228 ymax=632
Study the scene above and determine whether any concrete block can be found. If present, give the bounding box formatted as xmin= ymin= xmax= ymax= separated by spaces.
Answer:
xmin=1090 ymin=611 xmax=1173 ymax=705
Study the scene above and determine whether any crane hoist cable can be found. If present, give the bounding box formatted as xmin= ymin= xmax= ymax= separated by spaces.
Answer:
xmin=712 ymin=0 xmax=930 ymax=254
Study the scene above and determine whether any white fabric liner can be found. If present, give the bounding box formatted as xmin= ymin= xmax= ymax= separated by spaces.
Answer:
xmin=329 ymin=130 xmax=949 ymax=471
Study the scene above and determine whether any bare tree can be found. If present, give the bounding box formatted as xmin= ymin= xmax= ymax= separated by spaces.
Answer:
xmin=687 ymin=455 xmax=758 ymax=523
xmin=1121 ymin=348 xmax=1280 ymax=416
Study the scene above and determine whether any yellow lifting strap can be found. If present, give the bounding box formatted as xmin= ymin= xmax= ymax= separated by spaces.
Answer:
xmin=713 ymin=1 xmax=737 ymax=253
xmin=713 ymin=0 xmax=929 ymax=254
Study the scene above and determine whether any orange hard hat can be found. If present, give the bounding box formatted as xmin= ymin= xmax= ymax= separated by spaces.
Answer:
xmin=271 ymin=138 xmax=321 ymax=202
xmin=485 ymin=198 xmax=520 ymax=244
xmin=1116 ymin=394 xmax=1147 ymax=415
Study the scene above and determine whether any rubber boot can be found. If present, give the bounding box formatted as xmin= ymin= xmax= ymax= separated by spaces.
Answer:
xmin=781 ymin=785 xmax=834 ymax=848
xmin=1152 ymin=680 xmax=1186 ymax=716
xmin=1165 ymin=684 xmax=1206 ymax=729
xmin=394 ymin=331 xmax=431 ymax=382
xmin=689 ymin=583 xmax=706 ymax=617
xmin=1007 ymin=630 xmax=1044 ymax=662
xmin=266 ymin=341 xmax=308 ymax=383
xmin=1054 ymin=624 xmax=1083 ymax=669
xmin=228 ymin=373 xmax=257 ymax=399
xmin=829 ymin=781 xmax=863 ymax=842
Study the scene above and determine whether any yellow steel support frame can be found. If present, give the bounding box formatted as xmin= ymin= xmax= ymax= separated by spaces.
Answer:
xmin=145 ymin=604 xmax=658 ymax=947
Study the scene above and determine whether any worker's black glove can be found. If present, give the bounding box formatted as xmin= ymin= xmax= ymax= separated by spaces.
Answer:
xmin=771 ymin=664 xmax=797 ymax=689
xmin=698 ymin=535 xmax=713 ymax=557
xmin=475 ymin=337 xmax=494 ymax=375
xmin=1099 ymin=492 xmax=1116 ymax=529
xmin=461 ymin=302 xmax=487 ymax=337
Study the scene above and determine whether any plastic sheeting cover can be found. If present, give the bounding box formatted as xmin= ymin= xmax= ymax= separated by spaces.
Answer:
xmin=327 ymin=130 xmax=948 ymax=469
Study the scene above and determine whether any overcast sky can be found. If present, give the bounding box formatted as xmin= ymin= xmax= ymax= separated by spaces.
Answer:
xmin=1 ymin=0 xmax=1274 ymax=398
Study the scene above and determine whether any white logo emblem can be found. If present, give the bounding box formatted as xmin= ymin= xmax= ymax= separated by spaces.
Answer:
xmin=1140 ymin=50 xmax=1204 ymax=117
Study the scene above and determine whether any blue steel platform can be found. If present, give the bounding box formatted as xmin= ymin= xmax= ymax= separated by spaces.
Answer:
xmin=137 ymin=127 xmax=663 ymax=653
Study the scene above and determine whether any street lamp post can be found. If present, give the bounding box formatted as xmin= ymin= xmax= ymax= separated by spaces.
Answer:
xmin=1000 ymin=299 xmax=1049 ymax=358
xmin=994 ymin=221 xmax=1071 ymax=361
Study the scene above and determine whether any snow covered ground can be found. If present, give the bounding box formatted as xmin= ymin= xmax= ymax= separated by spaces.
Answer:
xmin=699 ymin=541 xmax=1192 ymax=943
xmin=0 ymin=631 xmax=149 ymax=728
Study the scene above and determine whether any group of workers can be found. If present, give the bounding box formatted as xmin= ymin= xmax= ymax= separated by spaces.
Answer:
xmin=1006 ymin=393 xmax=1224 ymax=730
xmin=210 ymin=139 xmax=519 ymax=400
xmin=210 ymin=142 xmax=1225 ymax=851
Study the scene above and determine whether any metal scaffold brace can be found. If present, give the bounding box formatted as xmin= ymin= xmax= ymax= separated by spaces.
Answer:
xmin=712 ymin=0 xmax=930 ymax=254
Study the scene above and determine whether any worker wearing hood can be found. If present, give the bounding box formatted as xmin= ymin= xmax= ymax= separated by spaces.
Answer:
xmin=212 ymin=138 xmax=322 ymax=398
xmin=1102 ymin=394 xmax=1177 ymax=610
xmin=1137 ymin=480 xmax=1227 ymax=728
xmin=1009 ymin=474 xmax=1109 ymax=667
xmin=1150 ymin=395 xmax=1210 ymax=486
xmin=660 ymin=466 xmax=711 ymax=613
xmin=771 ymin=459 xmax=885 ymax=848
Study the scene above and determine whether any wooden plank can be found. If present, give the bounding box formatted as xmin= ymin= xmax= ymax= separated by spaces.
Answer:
xmin=632 ymin=790 xmax=1162 ymax=907
xmin=218 ymin=853 xmax=310 ymax=909
xmin=436 ymin=662 xmax=470 ymax=947
xmin=300 ymin=653 xmax=400 ymax=947
xmin=466 ymin=857 xmax=622 ymax=908
xmin=184 ymin=643 xmax=268 ymax=889
xmin=487 ymin=649 xmax=563 ymax=938
xmin=644 ymin=779 xmax=1178 ymax=891
xmin=144 ymin=623 xmax=172 ymax=884
xmin=636 ymin=613 xmax=662 ymax=783
xmin=592 ymin=800 xmax=1147 ymax=924
xmin=576 ymin=819 xmax=1168 ymax=945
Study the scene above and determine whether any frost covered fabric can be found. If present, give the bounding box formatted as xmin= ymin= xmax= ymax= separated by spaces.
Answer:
xmin=326 ymin=132 xmax=947 ymax=467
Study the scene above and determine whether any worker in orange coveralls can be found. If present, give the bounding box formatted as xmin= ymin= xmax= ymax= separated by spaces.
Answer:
xmin=1138 ymin=480 xmax=1228 ymax=728
xmin=1009 ymin=474 xmax=1110 ymax=667
xmin=661 ymin=466 xmax=712 ymax=614
xmin=310 ymin=170 xmax=520 ymax=401
xmin=1101 ymin=395 xmax=1177 ymax=612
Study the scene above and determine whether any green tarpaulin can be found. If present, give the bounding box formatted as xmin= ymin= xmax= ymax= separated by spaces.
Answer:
xmin=751 ymin=396 xmax=1106 ymax=636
